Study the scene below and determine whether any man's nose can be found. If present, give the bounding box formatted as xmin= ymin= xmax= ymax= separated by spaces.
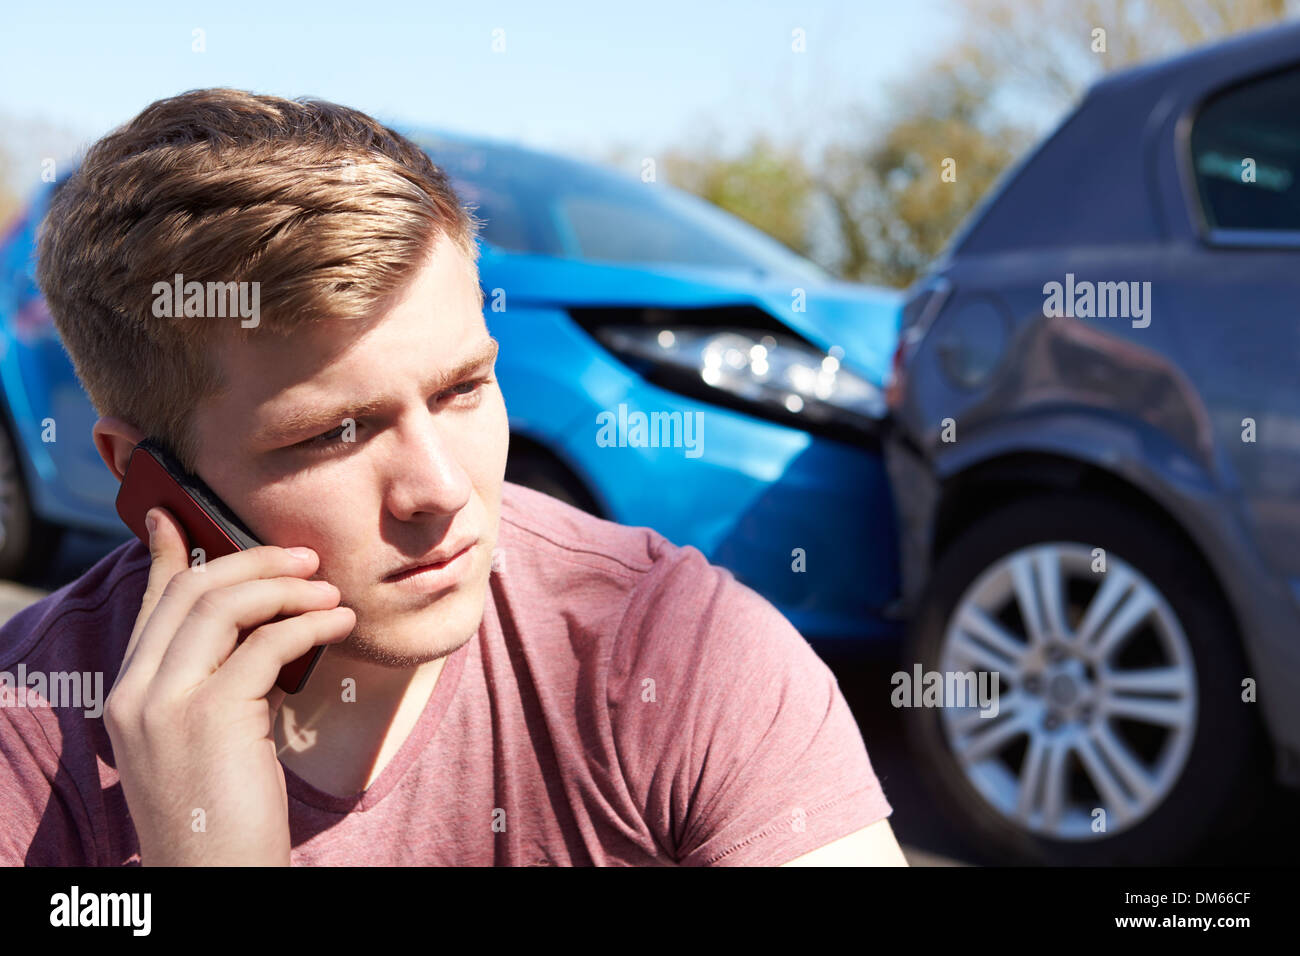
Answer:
xmin=382 ymin=414 xmax=472 ymax=521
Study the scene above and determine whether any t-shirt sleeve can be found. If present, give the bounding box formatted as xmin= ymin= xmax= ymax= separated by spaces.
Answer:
xmin=608 ymin=544 xmax=893 ymax=866
xmin=0 ymin=706 xmax=92 ymax=866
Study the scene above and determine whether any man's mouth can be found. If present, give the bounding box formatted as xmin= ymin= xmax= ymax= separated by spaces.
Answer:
xmin=383 ymin=541 xmax=478 ymax=583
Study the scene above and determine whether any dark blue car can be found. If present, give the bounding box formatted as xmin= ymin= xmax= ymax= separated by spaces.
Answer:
xmin=886 ymin=22 xmax=1300 ymax=864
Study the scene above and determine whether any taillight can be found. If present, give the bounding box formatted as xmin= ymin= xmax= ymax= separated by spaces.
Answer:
xmin=887 ymin=277 xmax=952 ymax=411
xmin=886 ymin=334 xmax=909 ymax=411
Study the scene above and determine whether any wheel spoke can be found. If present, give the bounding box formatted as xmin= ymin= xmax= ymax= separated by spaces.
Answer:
xmin=1088 ymin=585 xmax=1154 ymax=662
xmin=1074 ymin=731 xmax=1138 ymax=825
xmin=948 ymin=690 xmax=1025 ymax=736
xmin=1103 ymin=666 xmax=1191 ymax=697
xmin=1010 ymin=551 xmax=1052 ymax=646
xmin=1074 ymin=566 xmax=1132 ymax=646
xmin=1034 ymin=548 xmax=1069 ymax=638
xmin=1102 ymin=693 xmax=1194 ymax=729
xmin=1014 ymin=733 xmax=1071 ymax=828
xmin=950 ymin=606 xmax=1028 ymax=673
xmin=1092 ymin=724 xmax=1156 ymax=804
xmin=953 ymin=708 xmax=1033 ymax=763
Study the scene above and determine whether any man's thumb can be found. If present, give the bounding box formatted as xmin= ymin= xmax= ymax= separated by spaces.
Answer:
xmin=144 ymin=506 xmax=189 ymax=575
xmin=121 ymin=506 xmax=191 ymax=669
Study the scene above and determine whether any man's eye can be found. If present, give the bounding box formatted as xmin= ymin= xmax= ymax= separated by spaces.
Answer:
xmin=442 ymin=378 xmax=491 ymax=405
xmin=292 ymin=381 xmax=490 ymax=453
xmin=314 ymin=424 xmax=347 ymax=442
xmin=299 ymin=423 xmax=353 ymax=451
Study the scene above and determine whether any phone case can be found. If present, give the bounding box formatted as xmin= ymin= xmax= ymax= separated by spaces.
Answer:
xmin=114 ymin=438 xmax=326 ymax=694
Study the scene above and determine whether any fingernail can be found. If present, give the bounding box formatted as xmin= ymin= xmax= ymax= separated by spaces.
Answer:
xmin=145 ymin=511 xmax=157 ymax=539
xmin=286 ymin=547 xmax=314 ymax=560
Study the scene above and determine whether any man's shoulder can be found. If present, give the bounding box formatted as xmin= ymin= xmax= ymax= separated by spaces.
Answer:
xmin=497 ymin=480 xmax=682 ymax=586
xmin=495 ymin=480 xmax=781 ymax=645
xmin=0 ymin=539 xmax=148 ymax=866
xmin=0 ymin=537 xmax=150 ymax=675
xmin=491 ymin=484 xmax=891 ymax=868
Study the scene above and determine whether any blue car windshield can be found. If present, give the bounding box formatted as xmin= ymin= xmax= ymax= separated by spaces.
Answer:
xmin=415 ymin=134 xmax=829 ymax=283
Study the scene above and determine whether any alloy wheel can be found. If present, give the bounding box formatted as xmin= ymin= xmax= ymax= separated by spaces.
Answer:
xmin=937 ymin=542 xmax=1198 ymax=840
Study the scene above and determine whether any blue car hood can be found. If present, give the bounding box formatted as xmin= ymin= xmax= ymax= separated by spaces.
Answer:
xmin=478 ymin=249 xmax=902 ymax=385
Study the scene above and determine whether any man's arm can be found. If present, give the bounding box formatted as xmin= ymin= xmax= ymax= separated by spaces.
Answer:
xmin=609 ymin=545 xmax=900 ymax=866
xmin=779 ymin=818 xmax=908 ymax=866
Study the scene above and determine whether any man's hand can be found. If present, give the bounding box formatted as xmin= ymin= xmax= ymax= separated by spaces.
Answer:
xmin=104 ymin=506 xmax=355 ymax=866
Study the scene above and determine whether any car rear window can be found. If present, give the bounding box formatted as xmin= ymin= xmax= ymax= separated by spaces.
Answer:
xmin=1190 ymin=65 xmax=1300 ymax=232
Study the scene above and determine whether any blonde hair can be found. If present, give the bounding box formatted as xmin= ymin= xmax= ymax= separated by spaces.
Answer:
xmin=36 ymin=87 xmax=482 ymax=473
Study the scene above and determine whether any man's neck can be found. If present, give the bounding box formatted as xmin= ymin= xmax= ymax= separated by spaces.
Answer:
xmin=273 ymin=649 xmax=448 ymax=798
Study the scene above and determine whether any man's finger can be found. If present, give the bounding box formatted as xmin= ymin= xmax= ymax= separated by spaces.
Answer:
xmin=212 ymin=606 xmax=354 ymax=703
xmin=118 ymin=506 xmax=191 ymax=681
xmin=151 ymin=576 xmax=343 ymax=691
xmin=117 ymin=533 xmax=323 ymax=689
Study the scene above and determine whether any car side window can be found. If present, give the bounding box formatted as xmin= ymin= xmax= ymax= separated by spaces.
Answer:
xmin=1190 ymin=65 xmax=1300 ymax=232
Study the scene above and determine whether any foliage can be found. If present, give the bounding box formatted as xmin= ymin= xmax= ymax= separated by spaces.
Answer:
xmin=650 ymin=0 xmax=1299 ymax=288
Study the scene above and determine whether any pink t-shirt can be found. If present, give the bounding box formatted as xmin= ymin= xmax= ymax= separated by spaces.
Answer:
xmin=0 ymin=482 xmax=892 ymax=866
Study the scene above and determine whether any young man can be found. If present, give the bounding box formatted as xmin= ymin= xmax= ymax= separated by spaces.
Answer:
xmin=0 ymin=88 xmax=904 ymax=866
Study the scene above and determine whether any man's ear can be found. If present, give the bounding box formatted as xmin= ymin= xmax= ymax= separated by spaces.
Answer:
xmin=92 ymin=417 xmax=146 ymax=482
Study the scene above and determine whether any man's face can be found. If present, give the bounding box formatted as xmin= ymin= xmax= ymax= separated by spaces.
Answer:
xmin=190 ymin=233 xmax=508 ymax=667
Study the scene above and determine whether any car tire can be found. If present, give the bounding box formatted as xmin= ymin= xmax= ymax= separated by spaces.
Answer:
xmin=902 ymin=492 xmax=1268 ymax=865
xmin=504 ymin=447 xmax=601 ymax=517
xmin=0 ymin=415 xmax=62 ymax=582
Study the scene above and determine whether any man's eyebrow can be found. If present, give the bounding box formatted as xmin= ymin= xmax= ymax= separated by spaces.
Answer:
xmin=252 ymin=337 xmax=499 ymax=446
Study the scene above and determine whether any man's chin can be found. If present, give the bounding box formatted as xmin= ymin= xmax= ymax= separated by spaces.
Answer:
xmin=330 ymin=583 xmax=488 ymax=668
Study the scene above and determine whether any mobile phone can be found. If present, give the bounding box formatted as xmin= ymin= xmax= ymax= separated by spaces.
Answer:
xmin=114 ymin=437 xmax=326 ymax=694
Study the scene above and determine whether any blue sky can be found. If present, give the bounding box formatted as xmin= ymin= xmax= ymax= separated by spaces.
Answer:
xmin=0 ymin=0 xmax=954 ymax=173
